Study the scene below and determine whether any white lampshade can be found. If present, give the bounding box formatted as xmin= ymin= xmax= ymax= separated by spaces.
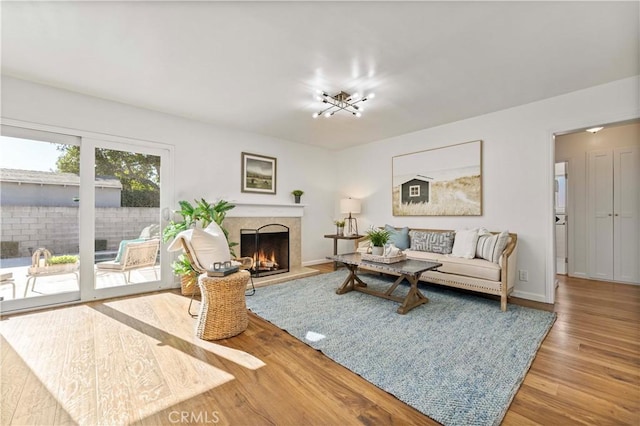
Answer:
xmin=340 ymin=198 xmax=361 ymax=215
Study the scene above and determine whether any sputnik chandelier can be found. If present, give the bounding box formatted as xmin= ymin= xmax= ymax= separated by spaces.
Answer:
xmin=312 ymin=90 xmax=375 ymax=118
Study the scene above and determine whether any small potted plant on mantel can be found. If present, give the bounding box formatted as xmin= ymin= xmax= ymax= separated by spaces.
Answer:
xmin=334 ymin=219 xmax=346 ymax=236
xmin=366 ymin=227 xmax=390 ymax=256
xmin=291 ymin=189 xmax=304 ymax=204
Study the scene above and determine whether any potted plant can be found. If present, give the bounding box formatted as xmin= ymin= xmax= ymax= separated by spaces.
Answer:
xmin=334 ymin=219 xmax=346 ymax=236
xmin=28 ymin=251 xmax=79 ymax=275
xmin=366 ymin=227 xmax=390 ymax=256
xmin=162 ymin=198 xmax=237 ymax=295
xmin=291 ymin=189 xmax=304 ymax=204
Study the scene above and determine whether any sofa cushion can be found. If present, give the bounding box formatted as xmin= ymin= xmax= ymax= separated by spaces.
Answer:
xmin=405 ymin=249 xmax=501 ymax=282
xmin=409 ymin=230 xmax=454 ymax=254
xmin=476 ymin=229 xmax=510 ymax=263
xmin=451 ymin=229 xmax=479 ymax=259
xmin=384 ymin=225 xmax=410 ymax=250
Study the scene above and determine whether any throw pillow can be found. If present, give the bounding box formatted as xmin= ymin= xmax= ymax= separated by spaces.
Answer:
xmin=114 ymin=238 xmax=145 ymax=263
xmin=190 ymin=223 xmax=231 ymax=269
xmin=384 ymin=225 xmax=410 ymax=250
xmin=409 ymin=230 xmax=455 ymax=254
xmin=476 ymin=230 xmax=510 ymax=263
xmin=451 ymin=229 xmax=479 ymax=259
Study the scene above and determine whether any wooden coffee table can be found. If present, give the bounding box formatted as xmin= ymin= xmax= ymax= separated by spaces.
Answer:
xmin=327 ymin=253 xmax=442 ymax=314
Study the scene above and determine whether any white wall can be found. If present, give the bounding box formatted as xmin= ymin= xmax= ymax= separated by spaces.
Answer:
xmin=335 ymin=76 xmax=640 ymax=303
xmin=556 ymin=122 xmax=640 ymax=279
xmin=0 ymin=76 xmax=336 ymax=264
xmin=3 ymin=75 xmax=639 ymax=303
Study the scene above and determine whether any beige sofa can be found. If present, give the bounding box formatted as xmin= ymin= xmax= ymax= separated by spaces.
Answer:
xmin=358 ymin=228 xmax=518 ymax=311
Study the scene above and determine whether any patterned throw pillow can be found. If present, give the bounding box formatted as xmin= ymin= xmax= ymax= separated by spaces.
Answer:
xmin=476 ymin=230 xmax=510 ymax=263
xmin=384 ymin=225 xmax=410 ymax=250
xmin=409 ymin=230 xmax=455 ymax=254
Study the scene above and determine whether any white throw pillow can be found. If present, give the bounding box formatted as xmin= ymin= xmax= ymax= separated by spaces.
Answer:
xmin=451 ymin=229 xmax=479 ymax=259
xmin=167 ymin=229 xmax=193 ymax=252
xmin=190 ymin=223 xmax=231 ymax=269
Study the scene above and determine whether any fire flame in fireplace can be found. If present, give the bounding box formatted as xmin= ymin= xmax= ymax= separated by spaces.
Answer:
xmin=253 ymin=249 xmax=279 ymax=270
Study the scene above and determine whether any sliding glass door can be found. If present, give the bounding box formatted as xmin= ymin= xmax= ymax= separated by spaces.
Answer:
xmin=80 ymin=137 xmax=171 ymax=302
xmin=0 ymin=126 xmax=82 ymax=311
xmin=0 ymin=126 xmax=173 ymax=313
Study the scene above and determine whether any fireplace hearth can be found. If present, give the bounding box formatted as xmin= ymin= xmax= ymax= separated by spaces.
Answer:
xmin=240 ymin=224 xmax=290 ymax=277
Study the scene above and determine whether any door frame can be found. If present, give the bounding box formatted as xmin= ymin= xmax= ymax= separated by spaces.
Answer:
xmin=548 ymin=108 xmax=640 ymax=303
xmin=1 ymin=118 xmax=176 ymax=313
xmin=81 ymin=137 xmax=173 ymax=301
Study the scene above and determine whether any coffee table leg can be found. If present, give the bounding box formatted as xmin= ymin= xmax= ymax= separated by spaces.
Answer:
xmin=397 ymin=274 xmax=429 ymax=315
xmin=336 ymin=265 xmax=367 ymax=294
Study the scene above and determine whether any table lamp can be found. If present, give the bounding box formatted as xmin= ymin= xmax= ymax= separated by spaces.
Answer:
xmin=340 ymin=198 xmax=361 ymax=236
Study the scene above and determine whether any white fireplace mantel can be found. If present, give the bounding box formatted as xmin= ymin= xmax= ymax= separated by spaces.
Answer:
xmin=227 ymin=202 xmax=307 ymax=218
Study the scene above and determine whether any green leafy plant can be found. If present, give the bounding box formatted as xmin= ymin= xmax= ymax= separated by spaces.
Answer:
xmin=162 ymin=198 xmax=238 ymax=276
xmin=291 ymin=189 xmax=304 ymax=196
xmin=334 ymin=219 xmax=346 ymax=227
xmin=171 ymin=254 xmax=195 ymax=276
xmin=47 ymin=255 xmax=79 ymax=265
xmin=366 ymin=227 xmax=391 ymax=247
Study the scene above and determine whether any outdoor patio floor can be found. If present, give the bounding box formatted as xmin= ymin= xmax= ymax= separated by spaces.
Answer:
xmin=0 ymin=257 xmax=160 ymax=302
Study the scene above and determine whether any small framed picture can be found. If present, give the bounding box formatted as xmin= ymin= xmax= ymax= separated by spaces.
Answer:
xmin=241 ymin=152 xmax=277 ymax=194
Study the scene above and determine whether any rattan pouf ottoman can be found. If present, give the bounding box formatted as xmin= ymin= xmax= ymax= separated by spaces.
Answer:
xmin=195 ymin=270 xmax=250 ymax=340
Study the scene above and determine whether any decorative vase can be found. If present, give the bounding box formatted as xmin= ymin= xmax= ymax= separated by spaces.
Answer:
xmin=294 ymin=195 xmax=301 ymax=204
xmin=371 ymin=246 xmax=384 ymax=256
xmin=337 ymin=226 xmax=344 ymax=236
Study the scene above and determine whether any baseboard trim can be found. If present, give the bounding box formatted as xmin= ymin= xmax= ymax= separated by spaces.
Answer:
xmin=569 ymin=272 xmax=588 ymax=279
xmin=511 ymin=290 xmax=547 ymax=303
xmin=303 ymin=259 xmax=330 ymax=266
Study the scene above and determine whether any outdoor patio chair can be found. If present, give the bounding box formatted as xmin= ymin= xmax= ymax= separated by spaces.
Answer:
xmin=95 ymin=238 xmax=160 ymax=284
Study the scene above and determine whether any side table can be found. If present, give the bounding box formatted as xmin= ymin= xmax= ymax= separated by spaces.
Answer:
xmin=324 ymin=234 xmax=363 ymax=271
xmin=196 ymin=270 xmax=250 ymax=340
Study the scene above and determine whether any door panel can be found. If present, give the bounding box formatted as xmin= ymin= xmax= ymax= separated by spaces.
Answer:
xmin=588 ymin=150 xmax=614 ymax=280
xmin=81 ymin=138 xmax=172 ymax=301
xmin=0 ymin=126 xmax=81 ymax=312
xmin=613 ymin=146 xmax=639 ymax=283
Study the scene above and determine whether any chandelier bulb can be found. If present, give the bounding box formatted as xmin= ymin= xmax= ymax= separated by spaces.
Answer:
xmin=355 ymin=112 xmax=362 ymax=118
xmin=324 ymin=111 xmax=332 ymax=118
xmin=367 ymin=92 xmax=376 ymax=99
xmin=312 ymin=112 xmax=319 ymax=118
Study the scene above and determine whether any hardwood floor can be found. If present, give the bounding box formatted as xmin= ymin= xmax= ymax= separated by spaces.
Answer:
xmin=1 ymin=265 xmax=638 ymax=425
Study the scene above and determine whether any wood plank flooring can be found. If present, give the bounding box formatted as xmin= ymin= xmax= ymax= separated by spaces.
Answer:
xmin=1 ymin=265 xmax=638 ymax=425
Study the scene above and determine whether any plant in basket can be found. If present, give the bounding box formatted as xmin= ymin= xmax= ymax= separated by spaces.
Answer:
xmin=162 ymin=198 xmax=237 ymax=295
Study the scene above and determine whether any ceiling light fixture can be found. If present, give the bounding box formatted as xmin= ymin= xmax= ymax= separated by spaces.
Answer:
xmin=586 ymin=126 xmax=604 ymax=133
xmin=312 ymin=90 xmax=374 ymax=118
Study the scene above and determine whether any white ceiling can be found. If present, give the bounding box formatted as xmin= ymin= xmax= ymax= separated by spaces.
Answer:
xmin=2 ymin=1 xmax=638 ymax=150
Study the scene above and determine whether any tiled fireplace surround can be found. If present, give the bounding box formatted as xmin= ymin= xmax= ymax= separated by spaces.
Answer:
xmin=225 ymin=203 xmax=319 ymax=286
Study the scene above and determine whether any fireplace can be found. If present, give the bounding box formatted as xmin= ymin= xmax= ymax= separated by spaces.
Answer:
xmin=240 ymin=224 xmax=290 ymax=277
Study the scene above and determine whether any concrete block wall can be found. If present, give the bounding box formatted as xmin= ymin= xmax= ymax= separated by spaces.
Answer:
xmin=0 ymin=206 xmax=159 ymax=257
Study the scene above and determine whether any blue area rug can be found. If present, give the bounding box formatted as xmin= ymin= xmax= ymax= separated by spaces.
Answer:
xmin=246 ymin=271 xmax=555 ymax=426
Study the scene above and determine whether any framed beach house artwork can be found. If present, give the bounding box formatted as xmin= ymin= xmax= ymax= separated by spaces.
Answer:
xmin=392 ymin=140 xmax=482 ymax=216
xmin=241 ymin=152 xmax=277 ymax=194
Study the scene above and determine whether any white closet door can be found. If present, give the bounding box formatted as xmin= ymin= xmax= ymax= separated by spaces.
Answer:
xmin=613 ymin=146 xmax=639 ymax=283
xmin=588 ymin=150 xmax=614 ymax=280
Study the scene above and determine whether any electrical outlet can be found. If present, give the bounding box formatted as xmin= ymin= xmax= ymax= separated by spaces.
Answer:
xmin=519 ymin=270 xmax=529 ymax=282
